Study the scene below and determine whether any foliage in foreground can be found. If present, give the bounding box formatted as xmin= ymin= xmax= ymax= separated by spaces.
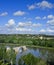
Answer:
xmin=0 ymin=46 xmax=54 ymax=65
xmin=18 ymin=53 xmax=46 ymax=65
xmin=0 ymin=46 xmax=16 ymax=65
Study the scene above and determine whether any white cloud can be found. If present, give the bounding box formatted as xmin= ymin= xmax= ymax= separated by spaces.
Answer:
xmin=33 ymin=23 xmax=42 ymax=27
xmin=18 ymin=21 xmax=32 ymax=27
xmin=47 ymin=15 xmax=54 ymax=19
xmin=35 ymin=15 xmax=54 ymax=20
xmin=18 ymin=21 xmax=42 ymax=27
xmin=5 ymin=19 xmax=16 ymax=34
xmin=27 ymin=5 xmax=36 ymax=10
xmin=0 ymin=12 xmax=8 ymax=16
xmin=18 ymin=22 xmax=24 ymax=27
xmin=5 ymin=19 xmax=15 ymax=27
xmin=37 ymin=1 xmax=53 ymax=9
xmin=28 ymin=1 xmax=54 ymax=10
xmin=40 ymin=29 xmax=46 ymax=33
xmin=4 ymin=19 xmax=42 ymax=34
xmin=42 ymin=16 xmax=46 ymax=19
xmin=35 ymin=16 xmax=41 ymax=20
xmin=13 ymin=11 xmax=25 ymax=16
xmin=47 ymin=28 xmax=54 ymax=33
xmin=47 ymin=19 xmax=54 ymax=25
xmin=16 ymin=28 xmax=32 ymax=32
xmin=40 ymin=28 xmax=54 ymax=34
xmin=50 ymin=26 xmax=54 ymax=29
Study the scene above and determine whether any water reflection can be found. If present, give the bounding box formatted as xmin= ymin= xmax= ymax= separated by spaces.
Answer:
xmin=16 ymin=47 xmax=54 ymax=65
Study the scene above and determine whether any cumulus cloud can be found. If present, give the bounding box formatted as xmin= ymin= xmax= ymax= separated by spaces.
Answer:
xmin=3 ymin=19 xmax=42 ymax=34
xmin=47 ymin=19 xmax=54 ymax=25
xmin=2 ymin=18 xmax=54 ymax=34
xmin=16 ymin=21 xmax=42 ymax=33
xmin=18 ymin=21 xmax=32 ymax=27
xmin=18 ymin=21 xmax=42 ymax=27
xmin=16 ymin=28 xmax=32 ymax=32
xmin=0 ymin=12 xmax=8 ymax=16
xmin=13 ymin=11 xmax=25 ymax=16
xmin=37 ymin=1 xmax=53 ymax=9
xmin=47 ymin=28 xmax=54 ymax=33
xmin=33 ymin=23 xmax=42 ymax=27
xmin=27 ymin=5 xmax=36 ymax=10
xmin=35 ymin=16 xmax=41 ymax=20
xmin=35 ymin=15 xmax=54 ymax=20
xmin=5 ymin=19 xmax=15 ymax=28
xmin=47 ymin=15 xmax=54 ymax=19
xmin=16 ymin=27 xmax=36 ymax=34
xmin=27 ymin=1 xmax=54 ymax=10
xmin=40 ymin=28 xmax=54 ymax=34
xmin=40 ymin=29 xmax=46 ymax=33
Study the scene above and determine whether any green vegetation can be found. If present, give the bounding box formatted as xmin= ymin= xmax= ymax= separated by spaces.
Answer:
xmin=18 ymin=53 xmax=46 ymax=65
xmin=0 ymin=34 xmax=54 ymax=48
xmin=0 ymin=45 xmax=54 ymax=65
xmin=0 ymin=46 xmax=16 ymax=65
xmin=0 ymin=34 xmax=54 ymax=65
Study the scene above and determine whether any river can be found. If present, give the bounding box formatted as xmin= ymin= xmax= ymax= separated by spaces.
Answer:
xmin=16 ymin=46 xmax=54 ymax=65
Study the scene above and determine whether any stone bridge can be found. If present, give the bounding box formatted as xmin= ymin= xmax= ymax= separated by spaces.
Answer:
xmin=6 ymin=46 xmax=27 ymax=53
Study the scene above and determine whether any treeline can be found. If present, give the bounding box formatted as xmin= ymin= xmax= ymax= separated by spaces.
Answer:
xmin=0 ymin=34 xmax=54 ymax=47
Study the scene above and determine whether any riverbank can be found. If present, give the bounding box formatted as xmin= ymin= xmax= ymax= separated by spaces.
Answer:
xmin=0 ymin=43 xmax=54 ymax=50
xmin=26 ymin=45 xmax=54 ymax=50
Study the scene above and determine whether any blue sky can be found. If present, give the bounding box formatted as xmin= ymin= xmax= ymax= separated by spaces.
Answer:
xmin=0 ymin=0 xmax=54 ymax=34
